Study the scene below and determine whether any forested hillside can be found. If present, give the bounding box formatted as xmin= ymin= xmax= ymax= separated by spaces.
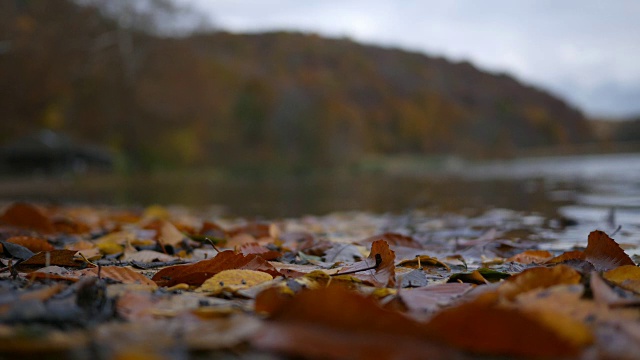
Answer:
xmin=0 ymin=1 xmax=593 ymax=170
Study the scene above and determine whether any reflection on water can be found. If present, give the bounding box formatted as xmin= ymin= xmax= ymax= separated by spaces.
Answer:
xmin=1 ymin=153 xmax=640 ymax=226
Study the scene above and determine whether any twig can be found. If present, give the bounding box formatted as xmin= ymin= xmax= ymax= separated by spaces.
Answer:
xmin=205 ymin=237 xmax=221 ymax=253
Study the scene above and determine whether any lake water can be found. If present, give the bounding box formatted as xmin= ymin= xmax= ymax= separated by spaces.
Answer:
xmin=1 ymin=152 xmax=640 ymax=227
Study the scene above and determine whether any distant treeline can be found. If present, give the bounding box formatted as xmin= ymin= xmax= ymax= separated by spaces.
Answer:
xmin=0 ymin=0 xmax=593 ymax=170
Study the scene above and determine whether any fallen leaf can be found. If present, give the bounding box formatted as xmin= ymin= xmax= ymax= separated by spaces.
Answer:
xmin=584 ymin=230 xmax=634 ymax=271
xmin=507 ymin=250 xmax=553 ymax=264
xmin=399 ymin=283 xmax=473 ymax=317
xmin=199 ymin=269 xmax=273 ymax=294
xmin=545 ymin=250 xmax=586 ymax=264
xmin=76 ymin=266 xmax=157 ymax=287
xmin=357 ymin=232 xmax=423 ymax=249
xmin=323 ymin=243 xmax=363 ymax=263
xmin=237 ymin=242 xmax=281 ymax=260
xmin=0 ymin=241 xmax=34 ymax=260
xmin=17 ymin=250 xmax=94 ymax=271
xmin=396 ymin=255 xmax=450 ymax=270
xmin=152 ymin=250 xmax=281 ymax=287
xmin=0 ymin=202 xmax=55 ymax=233
xmin=447 ymin=270 xmax=488 ymax=284
xmin=334 ymin=240 xmax=396 ymax=287
xmin=252 ymin=286 xmax=451 ymax=359
xmin=121 ymin=250 xmax=177 ymax=263
xmin=5 ymin=236 xmax=54 ymax=252
xmin=497 ymin=264 xmax=582 ymax=300
xmin=426 ymin=298 xmax=590 ymax=357
xmin=603 ymin=265 xmax=640 ymax=293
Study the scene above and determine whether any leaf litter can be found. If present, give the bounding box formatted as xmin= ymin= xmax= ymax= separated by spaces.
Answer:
xmin=0 ymin=202 xmax=639 ymax=358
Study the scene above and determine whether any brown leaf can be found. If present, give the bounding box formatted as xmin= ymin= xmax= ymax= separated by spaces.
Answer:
xmin=152 ymin=250 xmax=281 ymax=287
xmin=77 ymin=266 xmax=157 ymax=287
xmin=227 ymin=222 xmax=279 ymax=239
xmin=0 ymin=202 xmax=55 ymax=233
xmin=334 ymin=240 xmax=396 ymax=287
xmin=506 ymin=250 xmax=553 ymax=264
xmin=16 ymin=250 xmax=94 ymax=271
xmin=497 ymin=265 xmax=581 ymax=300
xmin=237 ymin=242 xmax=281 ymax=260
xmin=399 ymin=283 xmax=473 ymax=317
xmin=545 ymin=250 xmax=586 ymax=264
xmin=252 ymin=286 xmax=450 ymax=359
xmin=426 ymin=299 xmax=589 ymax=357
xmin=357 ymin=232 xmax=423 ymax=249
xmin=584 ymin=230 xmax=635 ymax=271
xmin=6 ymin=236 xmax=54 ymax=253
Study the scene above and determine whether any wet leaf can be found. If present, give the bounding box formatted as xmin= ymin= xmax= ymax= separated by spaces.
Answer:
xmin=584 ymin=230 xmax=634 ymax=271
xmin=603 ymin=265 xmax=640 ymax=293
xmin=152 ymin=250 xmax=281 ymax=287
xmin=199 ymin=269 xmax=273 ymax=294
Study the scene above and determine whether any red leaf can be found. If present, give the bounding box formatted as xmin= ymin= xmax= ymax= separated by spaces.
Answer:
xmin=152 ymin=250 xmax=281 ymax=287
xmin=584 ymin=230 xmax=635 ymax=271
xmin=77 ymin=266 xmax=156 ymax=286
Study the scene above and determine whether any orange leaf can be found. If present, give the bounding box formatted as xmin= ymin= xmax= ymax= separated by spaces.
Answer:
xmin=335 ymin=240 xmax=396 ymax=287
xmin=497 ymin=265 xmax=581 ymax=300
xmin=0 ymin=202 xmax=55 ymax=233
xmin=507 ymin=250 xmax=553 ymax=264
xmin=584 ymin=230 xmax=634 ymax=271
xmin=152 ymin=250 xmax=281 ymax=287
xmin=545 ymin=250 xmax=586 ymax=264
xmin=6 ymin=236 xmax=54 ymax=252
xmin=426 ymin=300 xmax=587 ymax=357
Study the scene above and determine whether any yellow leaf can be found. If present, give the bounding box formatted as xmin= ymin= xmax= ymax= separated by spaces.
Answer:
xmin=97 ymin=241 xmax=124 ymax=255
xmin=143 ymin=205 xmax=171 ymax=220
xmin=199 ymin=269 xmax=273 ymax=295
xmin=603 ymin=265 xmax=640 ymax=293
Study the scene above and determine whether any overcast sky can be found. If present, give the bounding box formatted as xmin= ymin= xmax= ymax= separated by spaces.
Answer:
xmin=183 ymin=0 xmax=640 ymax=118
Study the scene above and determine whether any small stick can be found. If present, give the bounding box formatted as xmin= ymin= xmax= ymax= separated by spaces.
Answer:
xmin=205 ymin=237 xmax=221 ymax=253
xmin=331 ymin=254 xmax=382 ymax=277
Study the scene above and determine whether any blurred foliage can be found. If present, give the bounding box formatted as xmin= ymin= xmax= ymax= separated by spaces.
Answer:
xmin=0 ymin=0 xmax=593 ymax=171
